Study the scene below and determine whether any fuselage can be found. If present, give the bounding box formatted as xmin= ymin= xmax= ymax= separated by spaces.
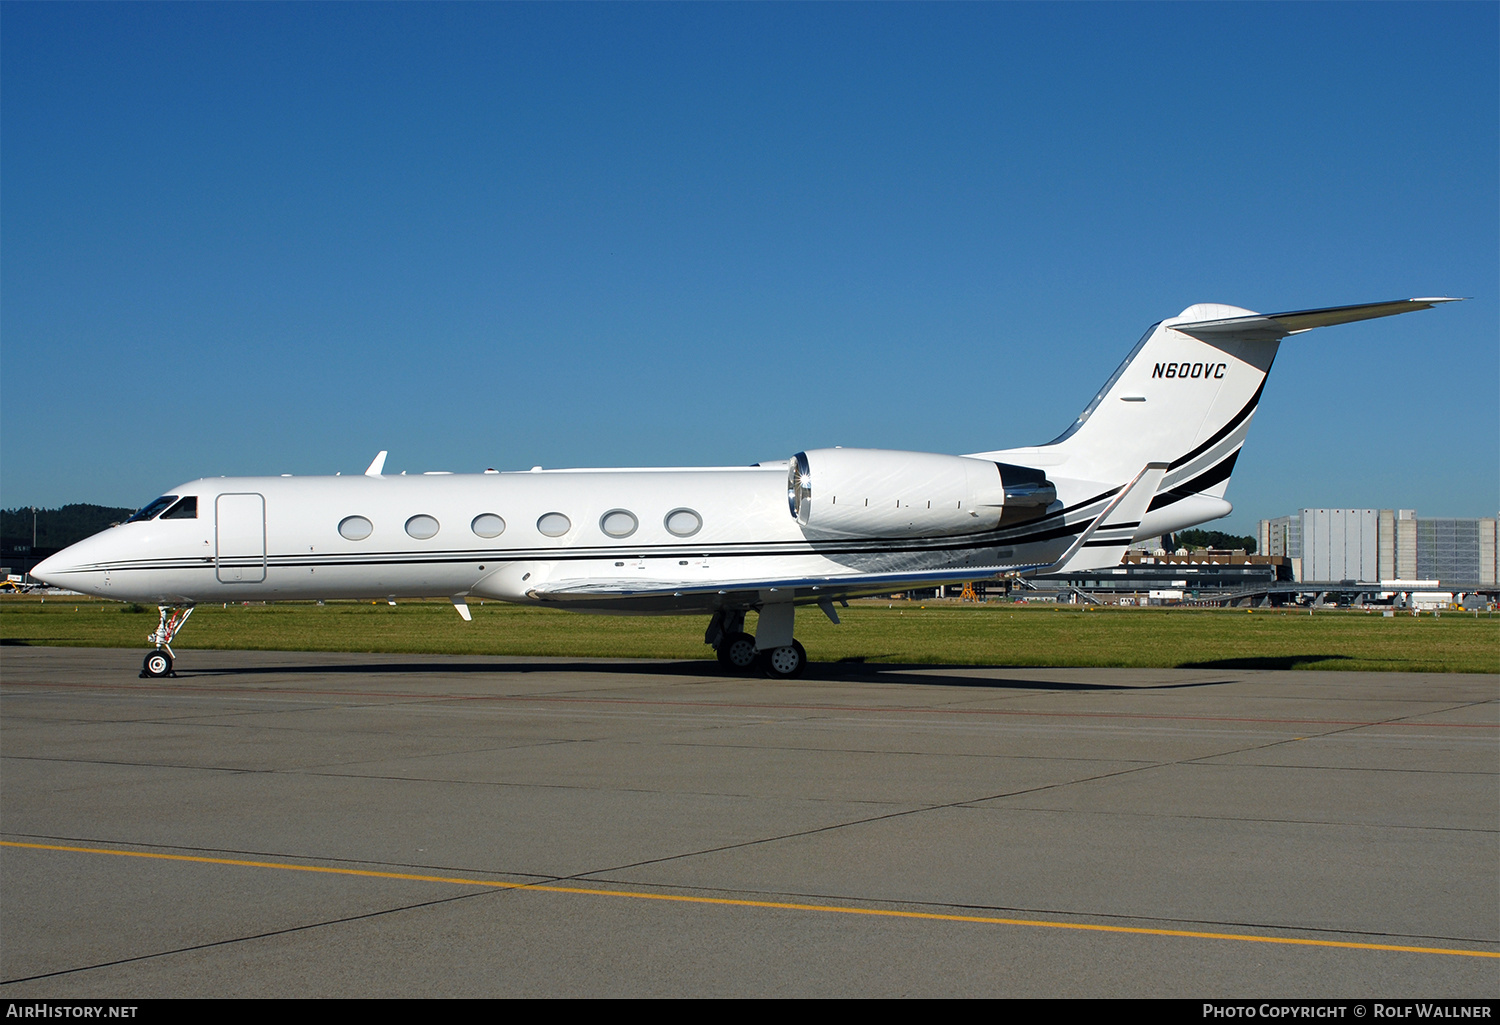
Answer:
xmin=35 ymin=459 xmax=1113 ymax=612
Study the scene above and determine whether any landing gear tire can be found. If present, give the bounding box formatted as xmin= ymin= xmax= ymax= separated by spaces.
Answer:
xmin=142 ymin=649 xmax=173 ymax=678
xmin=717 ymin=632 xmax=758 ymax=672
xmin=759 ymin=640 xmax=807 ymax=679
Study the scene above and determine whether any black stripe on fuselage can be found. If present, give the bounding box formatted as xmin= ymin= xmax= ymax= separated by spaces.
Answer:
xmin=1148 ymin=449 xmax=1241 ymax=511
xmin=1166 ymin=364 xmax=1270 ymax=471
xmin=78 ymin=514 xmax=1099 ymax=576
xmin=78 ymin=488 xmax=1136 ymax=576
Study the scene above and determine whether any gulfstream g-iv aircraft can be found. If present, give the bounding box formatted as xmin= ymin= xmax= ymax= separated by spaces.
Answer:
xmin=33 ymin=298 xmax=1458 ymax=679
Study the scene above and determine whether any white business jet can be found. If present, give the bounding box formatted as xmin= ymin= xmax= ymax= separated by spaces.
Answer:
xmin=33 ymin=298 xmax=1457 ymax=679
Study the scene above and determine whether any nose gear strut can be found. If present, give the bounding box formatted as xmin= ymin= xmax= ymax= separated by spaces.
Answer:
xmin=141 ymin=605 xmax=194 ymax=678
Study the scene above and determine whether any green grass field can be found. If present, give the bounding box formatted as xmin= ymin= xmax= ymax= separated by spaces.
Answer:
xmin=2 ymin=595 xmax=1495 ymax=673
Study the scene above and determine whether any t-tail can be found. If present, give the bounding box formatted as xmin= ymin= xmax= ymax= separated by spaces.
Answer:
xmin=977 ymin=298 xmax=1460 ymax=539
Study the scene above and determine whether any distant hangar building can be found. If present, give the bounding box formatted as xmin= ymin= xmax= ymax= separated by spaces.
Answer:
xmin=1019 ymin=507 xmax=1494 ymax=605
xmin=1258 ymin=509 xmax=1498 ymax=587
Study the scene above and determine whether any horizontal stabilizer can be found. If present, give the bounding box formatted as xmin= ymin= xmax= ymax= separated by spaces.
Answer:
xmin=1173 ymin=298 xmax=1462 ymax=343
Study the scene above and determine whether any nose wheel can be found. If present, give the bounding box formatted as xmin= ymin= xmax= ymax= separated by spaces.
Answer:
xmin=139 ymin=605 xmax=193 ymax=678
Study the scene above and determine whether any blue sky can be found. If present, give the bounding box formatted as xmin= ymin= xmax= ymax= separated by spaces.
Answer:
xmin=4 ymin=2 xmax=1496 ymax=535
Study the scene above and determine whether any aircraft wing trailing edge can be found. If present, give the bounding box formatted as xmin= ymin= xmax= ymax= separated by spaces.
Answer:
xmin=529 ymin=564 xmax=1039 ymax=606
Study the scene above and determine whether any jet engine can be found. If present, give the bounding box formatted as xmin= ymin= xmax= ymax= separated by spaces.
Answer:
xmin=787 ymin=448 xmax=1055 ymax=539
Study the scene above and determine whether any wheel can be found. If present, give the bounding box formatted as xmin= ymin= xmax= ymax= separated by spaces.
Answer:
xmin=759 ymin=640 xmax=807 ymax=679
xmin=717 ymin=632 xmax=758 ymax=672
xmin=142 ymin=650 xmax=172 ymax=678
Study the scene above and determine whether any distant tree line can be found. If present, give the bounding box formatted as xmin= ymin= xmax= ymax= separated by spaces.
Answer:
xmin=1173 ymin=528 xmax=1257 ymax=553
xmin=1 ymin=504 xmax=136 ymax=550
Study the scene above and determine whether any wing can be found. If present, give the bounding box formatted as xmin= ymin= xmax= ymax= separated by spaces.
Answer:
xmin=528 ymin=562 xmax=1051 ymax=607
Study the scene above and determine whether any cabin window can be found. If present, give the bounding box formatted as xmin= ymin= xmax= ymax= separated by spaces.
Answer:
xmin=665 ymin=508 xmax=702 ymax=537
xmin=599 ymin=509 xmax=638 ymax=538
xmin=161 ymin=496 xmax=198 ymax=519
xmin=126 ymin=496 xmax=177 ymax=523
xmin=405 ymin=515 xmax=440 ymax=540
xmin=537 ymin=512 xmax=572 ymax=537
xmin=338 ymin=515 xmax=374 ymax=541
xmin=471 ymin=513 xmax=506 ymax=538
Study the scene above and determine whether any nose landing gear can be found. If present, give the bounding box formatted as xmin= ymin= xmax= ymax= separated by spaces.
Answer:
xmin=140 ymin=605 xmax=194 ymax=678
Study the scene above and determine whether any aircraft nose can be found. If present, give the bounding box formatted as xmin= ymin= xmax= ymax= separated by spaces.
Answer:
xmin=30 ymin=541 xmax=105 ymax=593
xmin=30 ymin=549 xmax=73 ymax=587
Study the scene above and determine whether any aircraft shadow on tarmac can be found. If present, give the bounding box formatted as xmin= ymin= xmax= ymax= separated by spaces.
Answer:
xmin=1175 ymin=654 xmax=1357 ymax=671
xmin=176 ymin=657 xmax=1240 ymax=692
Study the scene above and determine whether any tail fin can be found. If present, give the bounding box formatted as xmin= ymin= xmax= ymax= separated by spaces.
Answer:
xmin=1045 ymin=301 xmax=1279 ymax=496
xmin=982 ymin=298 xmax=1459 ymax=534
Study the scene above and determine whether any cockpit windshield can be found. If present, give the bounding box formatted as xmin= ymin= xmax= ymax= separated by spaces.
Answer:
xmin=161 ymin=496 xmax=197 ymax=519
xmin=125 ymin=496 xmax=178 ymax=523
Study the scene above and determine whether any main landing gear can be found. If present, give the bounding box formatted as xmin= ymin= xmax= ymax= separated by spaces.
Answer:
xmin=141 ymin=605 xmax=194 ymax=678
xmin=759 ymin=640 xmax=807 ymax=679
xmin=705 ymin=607 xmax=809 ymax=679
xmin=716 ymin=631 xmax=759 ymax=671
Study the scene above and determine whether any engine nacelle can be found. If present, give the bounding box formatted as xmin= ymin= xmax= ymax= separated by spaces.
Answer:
xmin=787 ymin=448 xmax=1055 ymax=539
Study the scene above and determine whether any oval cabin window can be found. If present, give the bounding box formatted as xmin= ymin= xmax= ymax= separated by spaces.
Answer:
xmin=664 ymin=508 xmax=702 ymax=537
xmin=405 ymin=515 xmax=440 ymax=540
xmin=537 ymin=512 xmax=572 ymax=537
xmin=600 ymin=509 xmax=638 ymax=538
xmin=471 ymin=513 xmax=506 ymax=538
xmin=339 ymin=516 xmax=373 ymax=541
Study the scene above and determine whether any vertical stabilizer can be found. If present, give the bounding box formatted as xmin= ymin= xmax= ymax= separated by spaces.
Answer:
xmin=1040 ymin=304 xmax=1278 ymax=491
xmin=973 ymin=298 xmax=1458 ymax=536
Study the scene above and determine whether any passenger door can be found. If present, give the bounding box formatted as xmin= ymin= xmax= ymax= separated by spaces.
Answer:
xmin=215 ymin=493 xmax=266 ymax=583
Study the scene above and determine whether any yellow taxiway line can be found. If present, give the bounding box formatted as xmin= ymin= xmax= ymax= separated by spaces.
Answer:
xmin=5 ymin=840 xmax=1496 ymax=960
